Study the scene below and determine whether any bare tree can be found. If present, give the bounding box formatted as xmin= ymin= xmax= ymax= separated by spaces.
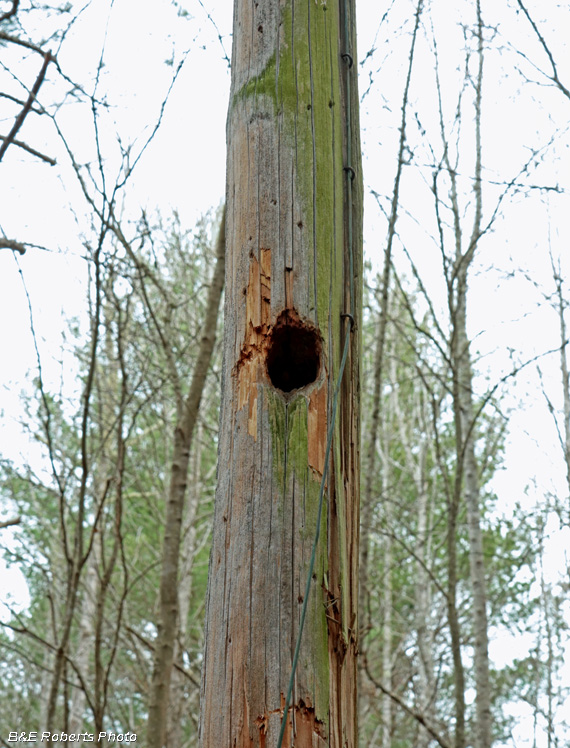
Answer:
xmin=146 ymin=208 xmax=226 ymax=748
xmin=432 ymin=3 xmax=492 ymax=744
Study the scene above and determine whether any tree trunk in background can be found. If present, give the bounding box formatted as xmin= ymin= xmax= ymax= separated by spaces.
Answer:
xmin=166 ymin=420 xmax=204 ymax=746
xmin=551 ymin=261 xmax=570 ymax=520
xmin=450 ymin=4 xmax=492 ymax=746
xmin=359 ymin=316 xmax=383 ymax=645
xmin=446 ymin=461 xmax=466 ymax=748
xmin=380 ymin=448 xmax=392 ymax=748
xmin=146 ymin=213 xmax=226 ymax=748
xmin=68 ymin=548 xmax=98 ymax=734
xmin=452 ymin=278 xmax=491 ymax=748
xmin=379 ymin=354 xmax=397 ymax=748
xmin=38 ymin=639 xmax=54 ymax=747
xmin=411 ymin=406 xmax=435 ymax=748
xmin=359 ymin=0 xmax=422 ymax=670
xmin=390 ymin=340 xmax=437 ymax=745
xmin=199 ymin=0 xmax=362 ymax=745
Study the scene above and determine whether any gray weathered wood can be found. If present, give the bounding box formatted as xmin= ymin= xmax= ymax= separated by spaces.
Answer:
xmin=200 ymin=1 xmax=362 ymax=745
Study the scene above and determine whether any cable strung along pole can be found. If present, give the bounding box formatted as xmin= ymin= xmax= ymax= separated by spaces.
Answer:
xmin=199 ymin=0 xmax=362 ymax=745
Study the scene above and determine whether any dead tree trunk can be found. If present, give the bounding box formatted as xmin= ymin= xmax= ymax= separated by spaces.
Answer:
xmin=199 ymin=1 xmax=362 ymax=745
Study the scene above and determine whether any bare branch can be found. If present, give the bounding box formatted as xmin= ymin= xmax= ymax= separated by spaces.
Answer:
xmin=0 ymin=0 xmax=19 ymax=23
xmin=515 ymin=0 xmax=570 ymax=100
xmin=363 ymin=654 xmax=452 ymax=748
xmin=0 ymin=51 xmax=53 ymax=163
xmin=0 ymin=238 xmax=26 ymax=254
xmin=0 ymin=30 xmax=47 ymax=55
xmin=0 ymin=135 xmax=56 ymax=164
xmin=196 ymin=0 xmax=231 ymax=69
xmin=125 ymin=626 xmax=200 ymax=688
xmin=0 ymin=91 xmax=43 ymax=113
xmin=13 ymin=255 xmax=67 ymax=513
xmin=0 ymin=516 xmax=21 ymax=530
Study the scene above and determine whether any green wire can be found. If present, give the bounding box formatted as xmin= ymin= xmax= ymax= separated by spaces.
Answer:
xmin=276 ymin=1 xmax=355 ymax=743
xmin=277 ymin=0 xmax=355 ymax=748
xmin=276 ymin=331 xmax=351 ymax=748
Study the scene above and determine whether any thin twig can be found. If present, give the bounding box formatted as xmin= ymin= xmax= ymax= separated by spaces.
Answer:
xmin=363 ymin=654 xmax=452 ymax=748
xmin=196 ymin=0 xmax=230 ymax=68
xmin=0 ymin=135 xmax=56 ymax=164
xmin=515 ymin=0 xmax=570 ymax=100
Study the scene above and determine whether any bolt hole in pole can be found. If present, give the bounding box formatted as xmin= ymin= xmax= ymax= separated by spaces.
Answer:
xmin=266 ymin=312 xmax=321 ymax=393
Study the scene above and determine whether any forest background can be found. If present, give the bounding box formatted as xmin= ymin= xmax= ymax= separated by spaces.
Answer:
xmin=0 ymin=0 xmax=569 ymax=746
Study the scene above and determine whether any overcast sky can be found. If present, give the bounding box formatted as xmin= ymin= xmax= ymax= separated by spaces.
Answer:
xmin=1 ymin=2 xmax=569 ymax=742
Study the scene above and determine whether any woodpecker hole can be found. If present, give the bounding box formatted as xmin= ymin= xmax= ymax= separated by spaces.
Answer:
xmin=266 ymin=312 xmax=320 ymax=393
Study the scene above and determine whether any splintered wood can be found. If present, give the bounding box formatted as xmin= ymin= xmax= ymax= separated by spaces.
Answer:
xmin=236 ymin=247 xmax=271 ymax=439
xmin=200 ymin=0 xmax=362 ymax=743
xmin=308 ymin=383 xmax=327 ymax=475
xmin=236 ymin=248 xmax=327 ymax=469
xmin=254 ymin=698 xmax=327 ymax=747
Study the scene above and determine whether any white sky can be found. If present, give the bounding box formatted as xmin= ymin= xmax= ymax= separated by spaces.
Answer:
xmin=1 ymin=0 xmax=570 ymax=743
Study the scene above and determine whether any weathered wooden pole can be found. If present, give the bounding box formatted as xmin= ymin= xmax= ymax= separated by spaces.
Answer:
xmin=200 ymin=0 xmax=362 ymax=745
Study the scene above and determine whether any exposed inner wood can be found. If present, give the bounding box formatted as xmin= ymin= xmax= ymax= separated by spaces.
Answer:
xmin=236 ymin=248 xmax=272 ymax=438
xmin=254 ymin=698 xmax=327 ymax=747
xmin=236 ymin=251 xmax=327 ymax=450
xmin=200 ymin=0 xmax=362 ymax=743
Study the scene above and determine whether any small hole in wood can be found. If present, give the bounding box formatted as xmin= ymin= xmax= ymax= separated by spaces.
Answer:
xmin=266 ymin=312 xmax=320 ymax=393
